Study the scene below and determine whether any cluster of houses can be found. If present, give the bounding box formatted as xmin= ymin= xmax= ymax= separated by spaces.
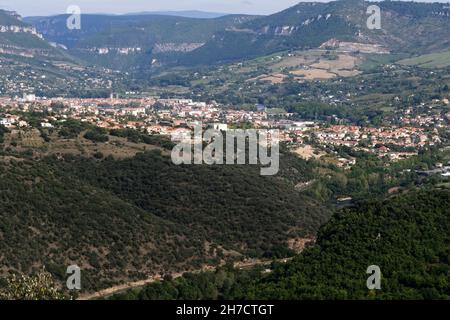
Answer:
xmin=0 ymin=25 xmax=43 ymax=39
xmin=0 ymin=114 xmax=28 ymax=128
xmin=399 ymin=106 xmax=449 ymax=128
xmin=0 ymin=95 xmax=448 ymax=165
xmin=84 ymin=47 xmax=143 ymax=55
xmin=313 ymin=125 xmax=442 ymax=160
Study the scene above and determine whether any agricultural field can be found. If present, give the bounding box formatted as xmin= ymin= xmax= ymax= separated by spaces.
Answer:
xmin=399 ymin=51 xmax=450 ymax=68
xmin=246 ymin=50 xmax=362 ymax=83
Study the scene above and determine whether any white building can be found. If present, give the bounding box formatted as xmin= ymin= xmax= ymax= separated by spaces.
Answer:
xmin=212 ymin=123 xmax=228 ymax=131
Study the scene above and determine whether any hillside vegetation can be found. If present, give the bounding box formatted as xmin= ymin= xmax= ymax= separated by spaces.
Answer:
xmin=0 ymin=131 xmax=330 ymax=292
xmin=181 ymin=0 xmax=450 ymax=65
xmin=22 ymin=1 xmax=450 ymax=69
xmin=112 ymin=188 xmax=450 ymax=300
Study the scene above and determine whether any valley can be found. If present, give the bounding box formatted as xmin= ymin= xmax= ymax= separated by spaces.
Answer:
xmin=0 ymin=0 xmax=449 ymax=302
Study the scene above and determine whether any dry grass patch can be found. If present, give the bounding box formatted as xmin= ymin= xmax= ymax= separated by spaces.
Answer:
xmin=290 ymin=68 xmax=336 ymax=80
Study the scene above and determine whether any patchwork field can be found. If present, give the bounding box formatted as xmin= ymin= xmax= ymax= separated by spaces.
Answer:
xmin=258 ymin=73 xmax=287 ymax=84
xmin=290 ymin=68 xmax=336 ymax=80
xmin=246 ymin=50 xmax=361 ymax=83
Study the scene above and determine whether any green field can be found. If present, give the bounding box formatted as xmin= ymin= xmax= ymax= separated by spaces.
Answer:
xmin=399 ymin=51 xmax=450 ymax=68
xmin=359 ymin=53 xmax=407 ymax=72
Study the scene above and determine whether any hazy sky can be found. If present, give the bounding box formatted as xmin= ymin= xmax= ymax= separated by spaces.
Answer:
xmin=0 ymin=0 xmax=303 ymax=16
xmin=0 ymin=0 xmax=448 ymax=17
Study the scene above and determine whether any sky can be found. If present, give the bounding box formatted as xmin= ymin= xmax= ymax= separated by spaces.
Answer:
xmin=0 ymin=0 xmax=303 ymax=16
xmin=0 ymin=0 xmax=448 ymax=17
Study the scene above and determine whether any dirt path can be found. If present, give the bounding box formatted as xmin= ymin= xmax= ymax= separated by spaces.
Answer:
xmin=77 ymin=272 xmax=183 ymax=300
xmin=77 ymin=258 xmax=292 ymax=300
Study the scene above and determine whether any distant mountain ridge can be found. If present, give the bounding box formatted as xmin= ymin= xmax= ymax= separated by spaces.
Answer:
xmin=23 ymin=12 xmax=258 ymax=70
xmin=180 ymin=0 xmax=450 ymax=65
xmin=0 ymin=10 xmax=24 ymax=24
xmin=6 ymin=1 xmax=450 ymax=70
xmin=122 ymin=10 xmax=229 ymax=19
xmin=0 ymin=10 xmax=65 ymax=56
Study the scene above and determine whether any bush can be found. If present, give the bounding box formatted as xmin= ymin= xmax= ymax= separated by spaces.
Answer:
xmin=84 ymin=129 xmax=109 ymax=143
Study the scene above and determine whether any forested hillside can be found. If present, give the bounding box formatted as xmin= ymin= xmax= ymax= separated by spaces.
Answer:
xmin=24 ymin=0 xmax=450 ymax=69
xmin=0 ymin=134 xmax=330 ymax=292
xmin=26 ymin=14 xmax=256 ymax=49
xmin=112 ymin=188 xmax=450 ymax=300
xmin=0 ymin=155 xmax=202 ymax=291
xmin=25 ymin=13 xmax=257 ymax=69
xmin=48 ymin=151 xmax=329 ymax=256
xmin=181 ymin=0 xmax=450 ymax=65
xmin=245 ymin=188 xmax=450 ymax=299
xmin=0 ymin=10 xmax=55 ymax=50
